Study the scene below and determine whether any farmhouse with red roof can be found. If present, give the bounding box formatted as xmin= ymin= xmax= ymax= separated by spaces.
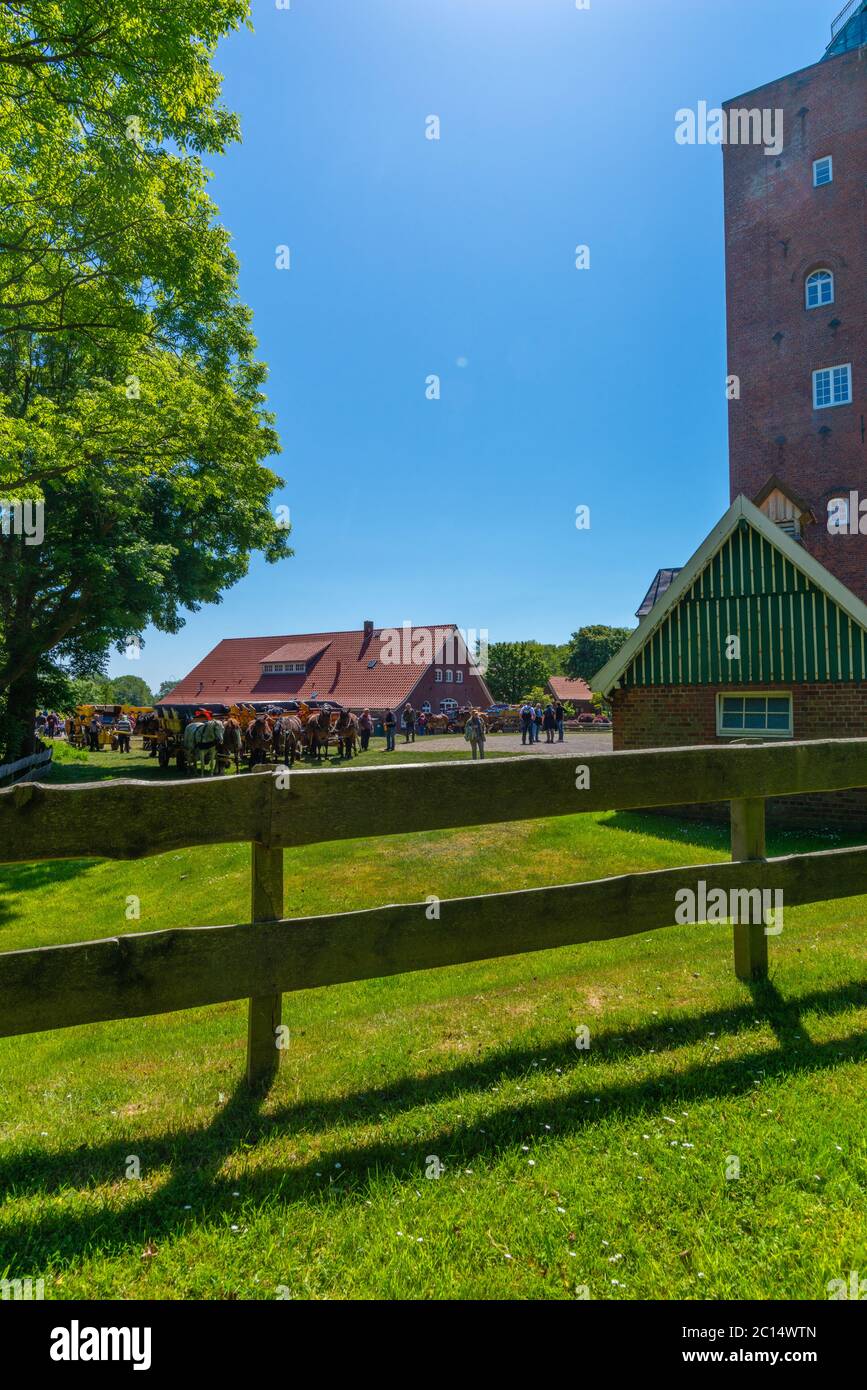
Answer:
xmin=160 ymin=620 xmax=494 ymax=716
xmin=546 ymin=676 xmax=593 ymax=713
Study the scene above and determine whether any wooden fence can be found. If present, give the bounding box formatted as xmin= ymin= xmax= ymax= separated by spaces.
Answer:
xmin=0 ymin=746 xmax=52 ymax=788
xmin=1 ymin=738 xmax=866 ymax=1087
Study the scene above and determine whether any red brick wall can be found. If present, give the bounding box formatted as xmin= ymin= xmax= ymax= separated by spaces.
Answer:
xmin=724 ymin=48 xmax=867 ymax=600
xmin=612 ymin=682 xmax=867 ymax=829
xmin=402 ymin=664 xmax=492 ymax=716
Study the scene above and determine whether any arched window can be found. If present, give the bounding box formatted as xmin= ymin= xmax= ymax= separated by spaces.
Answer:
xmin=806 ymin=269 xmax=834 ymax=309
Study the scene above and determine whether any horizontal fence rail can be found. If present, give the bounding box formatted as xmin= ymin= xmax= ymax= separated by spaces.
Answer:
xmin=1 ymin=738 xmax=867 ymax=863
xmin=1 ymin=738 xmax=866 ymax=1085
xmin=3 ymin=843 xmax=867 ymax=1041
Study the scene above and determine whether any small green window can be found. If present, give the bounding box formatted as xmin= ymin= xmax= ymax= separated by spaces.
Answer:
xmin=717 ymin=694 xmax=792 ymax=738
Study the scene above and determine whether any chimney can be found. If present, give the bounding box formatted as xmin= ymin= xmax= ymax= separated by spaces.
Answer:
xmin=363 ymin=619 xmax=373 ymax=639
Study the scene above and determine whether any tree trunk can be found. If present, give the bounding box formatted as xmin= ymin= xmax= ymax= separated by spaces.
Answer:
xmin=0 ymin=668 xmax=39 ymax=762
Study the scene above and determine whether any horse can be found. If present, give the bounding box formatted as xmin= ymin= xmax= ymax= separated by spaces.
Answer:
xmin=335 ymin=710 xmax=359 ymax=759
xmin=305 ymin=707 xmax=333 ymax=762
xmin=217 ymin=717 xmax=242 ymax=774
xmin=183 ymin=718 xmax=223 ymax=776
xmin=426 ymin=713 xmax=450 ymax=734
xmin=247 ymin=713 xmax=273 ymax=768
xmin=277 ymin=717 xmax=308 ymax=772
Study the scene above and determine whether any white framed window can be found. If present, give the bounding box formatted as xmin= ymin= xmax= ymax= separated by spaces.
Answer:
xmin=455 ymin=669 xmax=464 ymax=683
xmin=421 ymin=701 xmax=431 ymax=714
xmin=813 ymin=156 xmax=833 ymax=187
xmin=805 ymin=269 xmax=834 ymax=309
xmin=440 ymin=698 xmax=458 ymax=712
xmin=434 ymin=668 xmax=443 ymax=683
xmin=445 ymin=669 xmax=454 ymax=683
xmin=716 ymin=693 xmax=793 ymax=739
xmin=813 ymin=363 xmax=852 ymax=408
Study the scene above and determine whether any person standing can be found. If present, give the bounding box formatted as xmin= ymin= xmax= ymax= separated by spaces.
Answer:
xmin=115 ymin=711 xmax=133 ymax=753
xmin=520 ymin=702 xmax=533 ymax=746
xmin=534 ymin=704 xmax=544 ymax=743
xmin=384 ymin=708 xmax=396 ymax=751
xmin=464 ymin=708 xmax=487 ymax=760
xmin=403 ymin=702 xmax=416 ymax=743
xmin=88 ymin=714 xmax=100 ymax=751
xmin=555 ymin=701 xmax=566 ymax=742
xmin=543 ymin=703 xmax=556 ymax=744
xmin=359 ymin=709 xmax=372 ymax=752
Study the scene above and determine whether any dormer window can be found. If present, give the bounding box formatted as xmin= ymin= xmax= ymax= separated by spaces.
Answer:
xmin=263 ymin=660 xmax=307 ymax=674
xmin=753 ymin=479 xmax=814 ymax=544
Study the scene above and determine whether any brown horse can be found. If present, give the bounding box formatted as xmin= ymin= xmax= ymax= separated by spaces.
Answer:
xmin=278 ymin=715 xmax=304 ymax=766
xmin=335 ymin=710 xmax=359 ymax=759
xmin=247 ymin=713 xmax=273 ymax=767
xmin=218 ymin=717 xmax=242 ymax=774
xmin=426 ymin=713 xmax=450 ymax=733
xmin=305 ymin=707 xmax=333 ymax=761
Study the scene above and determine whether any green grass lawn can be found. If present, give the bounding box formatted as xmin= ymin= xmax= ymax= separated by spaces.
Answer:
xmin=40 ymin=736 xmax=520 ymax=783
xmin=0 ymin=753 xmax=865 ymax=1300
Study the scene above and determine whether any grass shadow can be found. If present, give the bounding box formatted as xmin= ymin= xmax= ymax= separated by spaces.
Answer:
xmin=2 ymin=976 xmax=865 ymax=1269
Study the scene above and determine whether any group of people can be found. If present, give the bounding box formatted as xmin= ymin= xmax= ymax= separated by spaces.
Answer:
xmin=519 ymin=701 xmax=566 ymax=745
xmin=381 ymin=703 xmax=427 ymax=750
xmin=34 ymin=710 xmax=64 ymax=740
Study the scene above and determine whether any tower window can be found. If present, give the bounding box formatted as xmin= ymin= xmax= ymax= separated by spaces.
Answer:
xmin=805 ymin=269 xmax=834 ymax=309
xmin=812 ymin=156 xmax=833 ymax=187
xmin=813 ymin=363 xmax=852 ymax=409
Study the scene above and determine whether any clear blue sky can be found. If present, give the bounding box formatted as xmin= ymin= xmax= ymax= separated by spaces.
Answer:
xmin=116 ymin=0 xmax=836 ymax=691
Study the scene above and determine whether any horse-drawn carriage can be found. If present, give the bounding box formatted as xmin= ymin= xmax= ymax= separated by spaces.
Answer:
xmin=148 ymin=699 xmax=351 ymax=774
xmin=67 ymin=704 xmax=154 ymax=750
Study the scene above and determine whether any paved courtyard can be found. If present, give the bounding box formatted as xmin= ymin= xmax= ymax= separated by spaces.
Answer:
xmin=390 ymin=730 xmax=614 ymax=757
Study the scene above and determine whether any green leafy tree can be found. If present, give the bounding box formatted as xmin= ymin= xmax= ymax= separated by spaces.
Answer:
xmin=155 ymin=679 xmax=181 ymax=702
xmin=522 ymin=685 xmax=552 ymax=709
xmin=0 ymin=2 xmax=291 ymax=757
xmin=106 ymin=675 xmax=154 ymax=707
xmin=565 ymin=626 xmax=634 ymax=684
xmin=485 ymin=642 xmax=552 ymax=704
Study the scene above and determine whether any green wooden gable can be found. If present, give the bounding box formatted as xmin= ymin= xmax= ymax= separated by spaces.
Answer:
xmin=594 ymin=498 xmax=867 ymax=694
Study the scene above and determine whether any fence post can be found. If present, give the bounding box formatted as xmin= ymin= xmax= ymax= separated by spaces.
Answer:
xmin=246 ymin=841 xmax=284 ymax=1088
xmin=730 ymin=796 xmax=768 ymax=981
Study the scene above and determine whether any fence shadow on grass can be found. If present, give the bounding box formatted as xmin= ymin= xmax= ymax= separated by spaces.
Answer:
xmin=2 ymin=977 xmax=865 ymax=1275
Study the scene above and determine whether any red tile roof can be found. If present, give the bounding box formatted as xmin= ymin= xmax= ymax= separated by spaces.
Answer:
xmin=547 ymin=676 xmax=594 ymax=703
xmin=262 ymin=639 xmax=332 ymax=664
xmin=160 ymin=625 xmax=491 ymax=711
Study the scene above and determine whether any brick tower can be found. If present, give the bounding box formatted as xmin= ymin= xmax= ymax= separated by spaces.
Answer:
xmin=723 ymin=2 xmax=867 ymax=599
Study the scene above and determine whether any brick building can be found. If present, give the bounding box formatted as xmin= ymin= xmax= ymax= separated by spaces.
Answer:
xmin=160 ymin=621 xmax=493 ymax=718
xmin=594 ymin=497 xmax=867 ymax=827
xmin=724 ymin=2 xmax=867 ymax=599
